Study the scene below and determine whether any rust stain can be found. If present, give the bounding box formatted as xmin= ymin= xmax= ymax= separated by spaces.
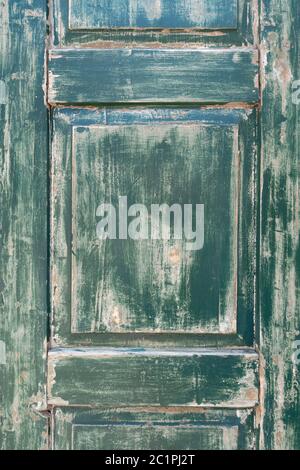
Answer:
xmin=168 ymin=247 xmax=181 ymax=265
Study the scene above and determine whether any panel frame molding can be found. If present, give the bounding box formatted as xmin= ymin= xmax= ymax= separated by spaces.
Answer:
xmin=50 ymin=107 xmax=257 ymax=348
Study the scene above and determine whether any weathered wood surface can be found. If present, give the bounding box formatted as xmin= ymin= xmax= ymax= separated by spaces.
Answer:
xmin=53 ymin=408 xmax=256 ymax=450
xmin=52 ymin=0 xmax=257 ymax=47
xmin=48 ymin=348 xmax=259 ymax=408
xmin=259 ymin=0 xmax=300 ymax=450
xmin=48 ymin=48 xmax=259 ymax=104
xmin=69 ymin=0 xmax=238 ymax=30
xmin=0 ymin=1 xmax=48 ymax=449
xmin=51 ymin=107 xmax=256 ymax=347
xmin=0 ymin=0 xmax=298 ymax=451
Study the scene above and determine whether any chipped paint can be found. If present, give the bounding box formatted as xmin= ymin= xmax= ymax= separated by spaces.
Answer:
xmin=0 ymin=341 xmax=6 ymax=365
xmin=0 ymin=81 xmax=7 ymax=104
xmin=134 ymin=0 xmax=162 ymax=22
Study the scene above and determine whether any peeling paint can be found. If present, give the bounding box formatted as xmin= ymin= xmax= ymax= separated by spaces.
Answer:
xmin=0 ymin=80 xmax=7 ymax=104
xmin=0 ymin=341 xmax=6 ymax=365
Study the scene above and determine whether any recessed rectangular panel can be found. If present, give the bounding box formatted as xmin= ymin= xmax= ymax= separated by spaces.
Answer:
xmin=48 ymin=49 xmax=259 ymax=104
xmin=72 ymin=424 xmax=238 ymax=450
xmin=71 ymin=123 xmax=238 ymax=334
xmin=69 ymin=0 xmax=238 ymax=30
xmin=53 ymin=408 xmax=256 ymax=450
xmin=51 ymin=108 xmax=256 ymax=346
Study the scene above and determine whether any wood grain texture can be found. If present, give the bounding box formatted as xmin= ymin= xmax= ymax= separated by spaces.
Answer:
xmin=69 ymin=0 xmax=238 ymax=30
xmin=48 ymin=48 xmax=259 ymax=104
xmin=48 ymin=348 xmax=258 ymax=408
xmin=51 ymin=107 xmax=256 ymax=347
xmin=53 ymin=408 xmax=257 ymax=450
xmin=259 ymin=0 xmax=300 ymax=450
xmin=0 ymin=1 xmax=48 ymax=449
xmin=52 ymin=0 xmax=257 ymax=47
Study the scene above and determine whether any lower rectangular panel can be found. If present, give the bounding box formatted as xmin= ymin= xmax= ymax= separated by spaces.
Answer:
xmin=53 ymin=409 xmax=257 ymax=450
xmin=48 ymin=348 xmax=258 ymax=408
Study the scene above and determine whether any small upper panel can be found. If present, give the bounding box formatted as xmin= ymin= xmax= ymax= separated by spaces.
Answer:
xmin=69 ymin=0 xmax=238 ymax=30
xmin=52 ymin=0 xmax=257 ymax=46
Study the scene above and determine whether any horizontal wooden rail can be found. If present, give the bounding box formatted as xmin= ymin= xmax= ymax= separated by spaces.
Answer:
xmin=48 ymin=48 xmax=259 ymax=104
xmin=48 ymin=348 xmax=259 ymax=408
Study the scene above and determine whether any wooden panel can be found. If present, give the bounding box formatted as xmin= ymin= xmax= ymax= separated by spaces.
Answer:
xmin=48 ymin=348 xmax=259 ymax=407
xmin=0 ymin=0 xmax=48 ymax=450
xmin=72 ymin=425 xmax=238 ymax=450
xmin=52 ymin=0 xmax=257 ymax=47
xmin=53 ymin=408 xmax=256 ymax=450
xmin=48 ymin=48 xmax=259 ymax=104
xmin=51 ymin=108 xmax=257 ymax=346
xmin=69 ymin=0 xmax=238 ymax=30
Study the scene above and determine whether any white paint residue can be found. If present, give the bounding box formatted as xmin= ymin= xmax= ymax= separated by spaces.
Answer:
xmin=0 ymin=80 xmax=6 ymax=104
xmin=186 ymin=0 xmax=205 ymax=25
xmin=130 ymin=0 xmax=162 ymax=24
xmin=0 ymin=341 xmax=6 ymax=365
xmin=140 ymin=0 xmax=162 ymax=20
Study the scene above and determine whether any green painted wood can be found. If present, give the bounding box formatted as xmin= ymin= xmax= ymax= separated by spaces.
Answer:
xmin=73 ymin=124 xmax=238 ymax=334
xmin=51 ymin=107 xmax=256 ymax=347
xmin=259 ymin=0 xmax=300 ymax=450
xmin=69 ymin=0 xmax=238 ymax=30
xmin=72 ymin=425 xmax=237 ymax=450
xmin=52 ymin=0 xmax=257 ymax=47
xmin=0 ymin=0 xmax=48 ymax=450
xmin=48 ymin=348 xmax=258 ymax=408
xmin=48 ymin=48 xmax=259 ymax=105
xmin=53 ymin=408 xmax=256 ymax=450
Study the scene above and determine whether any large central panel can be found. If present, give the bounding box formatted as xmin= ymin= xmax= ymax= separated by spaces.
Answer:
xmin=72 ymin=123 xmax=238 ymax=334
xmin=51 ymin=108 xmax=256 ymax=346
